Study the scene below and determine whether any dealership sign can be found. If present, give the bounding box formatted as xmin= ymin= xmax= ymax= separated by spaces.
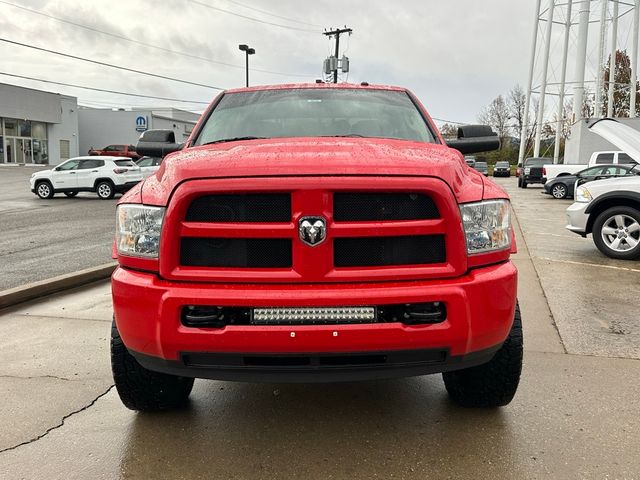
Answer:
xmin=135 ymin=115 xmax=148 ymax=132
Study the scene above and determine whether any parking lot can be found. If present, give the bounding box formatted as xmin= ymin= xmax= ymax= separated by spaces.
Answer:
xmin=0 ymin=166 xmax=116 ymax=290
xmin=0 ymin=175 xmax=638 ymax=479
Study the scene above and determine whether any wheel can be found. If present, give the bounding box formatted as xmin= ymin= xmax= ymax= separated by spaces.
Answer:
xmin=111 ymin=320 xmax=194 ymax=411
xmin=550 ymin=183 xmax=568 ymax=199
xmin=592 ymin=206 xmax=640 ymax=260
xmin=443 ymin=302 xmax=523 ymax=408
xmin=36 ymin=181 xmax=54 ymax=199
xmin=521 ymin=180 xmax=528 ymax=188
xmin=96 ymin=181 xmax=115 ymax=200
xmin=517 ymin=177 xmax=523 ymax=188
xmin=64 ymin=191 xmax=78 ymax=198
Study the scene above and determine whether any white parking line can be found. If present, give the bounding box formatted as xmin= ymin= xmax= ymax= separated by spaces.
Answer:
xmin=536 ymin=257 xmax=640 ymax=273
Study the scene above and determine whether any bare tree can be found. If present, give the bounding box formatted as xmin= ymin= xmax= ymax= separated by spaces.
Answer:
xmin=507 ymin=85 xmax=538 ymax=158
xmin=439 ymin=123 xmax=459 ymax=139
xmin=478 ymin=95 xmax=510 ymax=148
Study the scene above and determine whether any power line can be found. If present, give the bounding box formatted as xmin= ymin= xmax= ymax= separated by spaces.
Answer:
xmin=221 ymin=0 xmax=323 ymax=28
xmin=0 ymin=38 xmax=223 ymax=90
xmin=0 ymin=71 xmax=211 ymax=104
xmin=0 ymin=0 xmax=312 ymax=78
xmin=184 ymin=0 xmax=320 ymax=33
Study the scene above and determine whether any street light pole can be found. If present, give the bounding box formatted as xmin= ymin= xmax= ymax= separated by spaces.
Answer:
xmin=238 ymin=44 xmax=255 ymax=87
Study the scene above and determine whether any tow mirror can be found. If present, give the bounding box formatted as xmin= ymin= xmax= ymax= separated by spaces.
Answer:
xmin=445 ymin=125 xmax=500 ymax=155
xmin=136 ymin=130 xmax=183 ymax=158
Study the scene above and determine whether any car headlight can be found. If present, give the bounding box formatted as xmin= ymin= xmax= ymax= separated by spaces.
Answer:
xmin=575 ymin=186 xmax=592 ymax=203
xmin=116 ymin=204 xmax=165 ymax=258
xmin=460 ymin=199 xmax=511 ymax=254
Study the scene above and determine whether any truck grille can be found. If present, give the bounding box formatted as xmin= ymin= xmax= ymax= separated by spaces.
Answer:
xmin=186 ymin=194 xmax=291 ymax=222
xmin=165 ymin=177 xmax=465 ymax=283
xmin=333 ymin=193 xmax=439 ymax=221
xmin=181 ymin=238 xmax=292 ymax=268
xmin=334 ymin=235 xmax=446 ymax=267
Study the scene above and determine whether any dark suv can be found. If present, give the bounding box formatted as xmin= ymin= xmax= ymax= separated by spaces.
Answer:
xmin=518 ymin=157 xmax=549 ymax=188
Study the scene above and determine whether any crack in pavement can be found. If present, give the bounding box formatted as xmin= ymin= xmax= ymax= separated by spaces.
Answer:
xmin=0 ymin=385 xmax=114 ymax=455
xmin=0 ymin=374 xmax=73 ymax=381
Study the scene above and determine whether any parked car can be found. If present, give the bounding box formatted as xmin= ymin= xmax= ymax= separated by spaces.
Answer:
xmin=566 ymin=119 xmax=640 ymax=259
xmin=464 ymin=156 xmax=476 ymax=167
xmin=474 ymin=161 xmax=488 ymax=176
xmin=88 ymin=144 xmax=140 ymax=160
xmin=493 ymin=161 xmax=510 ymax=177
xmin=543 ymin=150 xmax=637 ymax=182
xmin=518 ymin=157 xmax=549 ymax=188
xmin=136 ymin=156 xmax=163 ymax=179
xmin=544 ymin=164 xmax=638 ymax=199
xmin=30 ymin=156 xmax=142 ymax=199
xmin=110 ymin=83 xmax=522 ymax=411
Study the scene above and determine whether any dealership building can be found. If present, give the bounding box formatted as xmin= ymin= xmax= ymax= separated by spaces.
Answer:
xmin=0 ymin=82 xmax=200 ymax=166
xmin=0 ymin=83 xmax=79 ymax=165
xmin=77 ymin=107 xmax=199 ymax=157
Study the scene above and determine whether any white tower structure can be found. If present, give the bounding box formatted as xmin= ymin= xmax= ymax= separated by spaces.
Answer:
xmin=519 ymin=0 xmax=640 ymax=164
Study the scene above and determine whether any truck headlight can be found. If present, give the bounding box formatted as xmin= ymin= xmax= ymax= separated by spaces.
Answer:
xmin=575 ymin=186 xmax=592 ymax=203
xmin=460 ymin=200 xmax=511 ymax=254
xmin=116 ymin=204 xmax=165 ymax=258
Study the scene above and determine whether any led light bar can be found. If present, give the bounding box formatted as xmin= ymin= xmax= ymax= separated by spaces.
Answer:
xmin=252 ymin=307 xmax=376 ymax=325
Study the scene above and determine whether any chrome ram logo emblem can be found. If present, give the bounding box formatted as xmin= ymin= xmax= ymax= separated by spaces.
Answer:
xmin=298 ymin=216 xmax=327 ymax=246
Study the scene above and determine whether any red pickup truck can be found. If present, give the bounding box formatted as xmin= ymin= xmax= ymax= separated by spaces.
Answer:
xmin=111 ymin=83 xmax=521 ymax=411
xmin=89 ymin=144 xmax=140 ymax=160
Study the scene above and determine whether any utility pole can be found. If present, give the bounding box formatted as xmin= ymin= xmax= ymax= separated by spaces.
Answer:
xmin=323 ymin=27 xmax=352 ymax=83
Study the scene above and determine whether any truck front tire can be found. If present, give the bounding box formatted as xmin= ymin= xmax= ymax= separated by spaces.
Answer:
xmin=443 ymin=303 xmax=523 ymax=408
xmin=592 ymin=206 xmax=640 ymax=260
xmin=111 ymin=320 xmax=194 ymax=411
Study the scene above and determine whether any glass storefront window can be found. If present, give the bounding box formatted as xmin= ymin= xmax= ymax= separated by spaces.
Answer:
xmin=4 ymin=119 xmax=17 ymax=136
xmin=33 ymin=138 xmax=48 ymax=164
xmin=18 ymin=120 xmax=32 ymax=137
xmin=32 ymin=122 xmax=47 ymax=140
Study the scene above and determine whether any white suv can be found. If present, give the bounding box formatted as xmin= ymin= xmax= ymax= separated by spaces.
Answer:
xmin=30 ymin=156 xmax=143 ymax=200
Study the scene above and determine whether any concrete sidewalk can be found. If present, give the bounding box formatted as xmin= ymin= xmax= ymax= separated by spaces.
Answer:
xmin=0 ymin=180 xmax=639 ymax=479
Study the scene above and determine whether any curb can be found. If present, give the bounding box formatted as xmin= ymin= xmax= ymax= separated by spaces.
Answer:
xmin=0 ymin=263 xmax=116 ymax=310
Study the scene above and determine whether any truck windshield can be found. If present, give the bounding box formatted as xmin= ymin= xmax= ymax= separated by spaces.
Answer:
xmin=193 ymin=88 xmax=437 ymax=145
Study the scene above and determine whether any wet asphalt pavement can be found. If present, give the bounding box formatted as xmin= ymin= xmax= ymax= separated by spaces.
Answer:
xmin=0 ymin=177 xmax=638 ymax=479
xmin=0 ymin=165 xmax=116 ymax=290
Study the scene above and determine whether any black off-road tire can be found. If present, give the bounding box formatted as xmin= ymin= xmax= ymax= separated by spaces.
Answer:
xmin=111 ymin=320 xmax=194 ymax=411
xmin=64 ymin=191 xmax=78 ymax=197
xmin=443 ymin=303 xmax=523 ymax=408
xmin=521 ymin=180 xmax=528 ymax=188
xmin=36 ymin=181 xmax=54 ymax=199
xmin=592 ymin=206 xmax=640 ymax=260
xmin=96 ymin=181 xmax=115 ymax=200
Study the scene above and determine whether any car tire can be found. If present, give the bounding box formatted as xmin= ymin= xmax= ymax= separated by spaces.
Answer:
xmin=35 ymin=181 xmax=54 ymax=199
xmin=550 ymin=183 xmax=568 ymax=199
xmin=517 ymin=177 xmax=523 ymax=188
xmin=64 ymin=191 xmax=78 ymax=198
xmin=96 ymin=181 xmax=115 ymax=200
xmin=111 ymin=320 xmax=194 ymax=411
xmin=443 ymin=302 xmax=523 ymax=408
xmin=521 ymin=180 xmax=527 ymax=188
xmin=592 ymin=206 xmax=640 ymax=260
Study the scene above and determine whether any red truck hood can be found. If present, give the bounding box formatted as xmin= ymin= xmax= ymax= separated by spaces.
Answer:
xmin=133 ymin=137 xmax=487 ymax=205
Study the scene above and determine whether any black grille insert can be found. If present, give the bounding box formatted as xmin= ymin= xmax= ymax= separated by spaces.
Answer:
xmin=181 ymin=238 xmax=292 ymax=268
xmin=334 ymin=235 xmax=446 ymax=267
xmin=186 ymin=194 xmax=291 ymax=222
xmin=333 ymin=193 xmax=439 ymax=221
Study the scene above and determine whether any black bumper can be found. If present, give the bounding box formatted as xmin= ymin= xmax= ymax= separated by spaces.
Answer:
xmin=130 ymin=345 xmax=502 ymax=383
xmin=524 ymin=176 xmax=545 ymax=184
xmin=114 ymin=181 xmax=140 ymax=193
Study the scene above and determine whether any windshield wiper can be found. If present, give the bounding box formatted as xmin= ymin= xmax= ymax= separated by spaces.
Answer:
xmin=319 ymin=134 xmax=369 ymax=138
xmin=202 ymin=136 xmax=267 ymax=145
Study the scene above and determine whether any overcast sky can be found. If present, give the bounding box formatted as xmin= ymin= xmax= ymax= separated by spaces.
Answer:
xmin=0 ymin=0 xmax=535 ymax=124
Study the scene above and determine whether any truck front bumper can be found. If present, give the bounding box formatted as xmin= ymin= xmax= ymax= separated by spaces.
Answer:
xmin=112 ymin=261 xmax=518 ymax=382
xmin=566 ymin=201 xmax=590 ymax=236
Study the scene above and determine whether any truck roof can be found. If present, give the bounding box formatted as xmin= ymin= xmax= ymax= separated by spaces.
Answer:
xmin=224 ymin=82 xmax=408 ymax=94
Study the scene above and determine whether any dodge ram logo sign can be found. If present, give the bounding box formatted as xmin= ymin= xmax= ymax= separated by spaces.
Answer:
xmin=299 ymin=216 xmax=327 ymax=246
